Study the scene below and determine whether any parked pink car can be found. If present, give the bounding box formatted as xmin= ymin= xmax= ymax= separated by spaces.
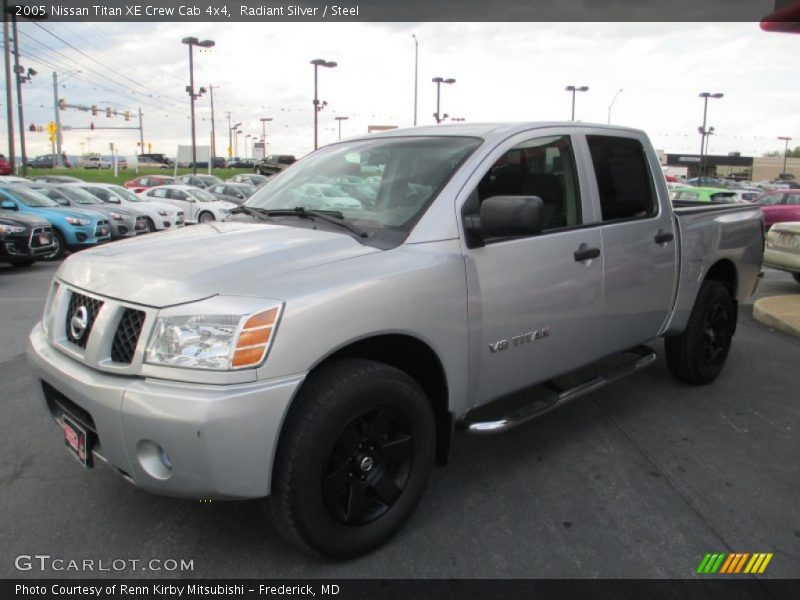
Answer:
xmin=756 ymin=190 xmax=800 ymax=230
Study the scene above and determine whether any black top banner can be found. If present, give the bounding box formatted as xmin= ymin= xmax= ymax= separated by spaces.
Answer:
xmin=0 ymin=0 xmax=794 ymax=22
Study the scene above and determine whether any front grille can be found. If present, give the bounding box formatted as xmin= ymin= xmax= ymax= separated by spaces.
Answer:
xmin=42 ymin=381 xmax=97 ymax=434
xmin=29 ymin=226 xmax=53 ymax=248
xmin=65 ymin=292 xmax=103 ymax=349
xmin=95 ymin=220 xmax=110 ymax=238
xmin=111 ymin=308 xmax=146 ymax=364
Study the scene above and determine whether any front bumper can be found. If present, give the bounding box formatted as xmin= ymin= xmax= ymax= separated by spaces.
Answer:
xmin=28 ymin=323 xmax=303 ymax=499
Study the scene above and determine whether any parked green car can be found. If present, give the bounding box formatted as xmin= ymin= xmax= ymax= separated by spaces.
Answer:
xmin=672 ymin=187 xmax=737 ymax=204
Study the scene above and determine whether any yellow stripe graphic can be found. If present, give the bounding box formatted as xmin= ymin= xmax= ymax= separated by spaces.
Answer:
xmin=744 ymin=554 xmax=761 ymax=574
xmin=734 ymin=553 xmax=750 ymax=573
xmin=719 ymin=554 xmax=736 ymax=574
xmin=758 ymin=553 xmax=773 ymax=574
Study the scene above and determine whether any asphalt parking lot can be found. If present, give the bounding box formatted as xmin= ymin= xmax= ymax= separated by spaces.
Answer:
xmin=0 ymin=261 xmax=798 ymax=579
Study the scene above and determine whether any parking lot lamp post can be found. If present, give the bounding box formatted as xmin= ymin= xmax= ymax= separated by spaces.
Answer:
xmin=607 ymin=88 xmax=622 ymax=124
xmin=311 ymin=59 xmax=337 ymax=150
xmin=235 ymin=129 xmax=242 ymax=156
xmin=182 ymin=37 xmax=215 ymax=175
xmin=565 ymin=85 xmax=589 ymax=122
xmin=335 ymin=115 xmax=349 ymax=140
xmin=778 ymin=136 xmax=792 ymax=177
xmin=260 ymin=117 xmax=273 ymax=157
xmin=412 ymin=34 xmax=418 ymax=126
xmin=245 ymin=134 xmax=252 ymax=159
xmin=698 ymin=92 xmax=723 ymax=179
xmin=432 ymin=77 xmax=455 ymax=124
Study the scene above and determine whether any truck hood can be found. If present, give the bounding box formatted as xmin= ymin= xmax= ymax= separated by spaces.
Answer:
xmin=57 ymin=221 xmax=380 ymax=307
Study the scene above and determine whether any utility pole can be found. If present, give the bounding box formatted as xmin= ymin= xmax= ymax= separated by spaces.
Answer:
xmin=138 ymin=107 xmax=144 ymax=153
xmin=778 ymin=136 xmax=792 ymax=177
xmin=12 ymin=14 xmax=29 ymax=175
xmin=208 ymin=84 xmax=216 ymax=167
xmin=52 ymin=72 xmax=63 ymax=166
xmin=3 ymin=10 xmax=15 ymax=171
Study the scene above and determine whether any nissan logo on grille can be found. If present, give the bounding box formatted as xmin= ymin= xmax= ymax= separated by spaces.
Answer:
xmin=69 ymin=306 xmax=89 ymax=340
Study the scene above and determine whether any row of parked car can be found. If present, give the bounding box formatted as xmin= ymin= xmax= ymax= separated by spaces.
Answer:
xmin=0 ymin=170 xmax=276 ymax=268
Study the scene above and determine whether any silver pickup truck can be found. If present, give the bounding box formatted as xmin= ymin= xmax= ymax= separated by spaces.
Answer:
xmin=28 ymin=123 xmax=764 ymax=558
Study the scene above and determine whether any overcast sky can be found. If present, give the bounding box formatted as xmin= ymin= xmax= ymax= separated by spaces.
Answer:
xmin=3 ymin=21 xmax=799 ymax=160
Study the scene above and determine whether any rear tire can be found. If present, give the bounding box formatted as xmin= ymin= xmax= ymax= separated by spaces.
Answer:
xmin=665 ymin=280 xmax=736 ymax=385
xmin=268 ymin=359 xmax=435 ymax=558
xmin=43 ymin=230 xmax=66 ymax=261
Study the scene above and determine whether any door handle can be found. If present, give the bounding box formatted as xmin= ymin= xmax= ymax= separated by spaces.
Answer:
xmin=574 ymin=246 xmax=601 ymax=262
xmin=654 ymin=229 xmax=674 ymax=244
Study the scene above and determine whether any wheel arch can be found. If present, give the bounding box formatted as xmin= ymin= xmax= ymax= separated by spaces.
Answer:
xmin=704 ymin=258 xmax=738 ymax=297
xmin=283 ymin=333 xmax=454 ymax=468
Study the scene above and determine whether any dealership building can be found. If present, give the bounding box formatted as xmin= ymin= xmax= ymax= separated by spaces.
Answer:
xmin=661 ymin=153 xmax=800 ymax=181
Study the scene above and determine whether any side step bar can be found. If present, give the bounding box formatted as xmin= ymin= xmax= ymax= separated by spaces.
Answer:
xmin=461 ymin=346 xmax=657 ymax=435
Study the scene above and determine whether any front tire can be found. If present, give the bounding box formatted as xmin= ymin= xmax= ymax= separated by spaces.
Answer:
xmin=665 ymin=280 xmax=736 ymax=385
xmin=198 ymin=211 xmax=214 ymax=223
xmin=144 ymin=217 xmax=156 ymax=233
xmin=792 ymin=273 xmax=800 ymax=285
xmin=268 ymin=359 xmax=435 ymax=558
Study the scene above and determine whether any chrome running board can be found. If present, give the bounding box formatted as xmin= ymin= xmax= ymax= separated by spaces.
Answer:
xmin=461 ymin=346 xmax=657 ymax=435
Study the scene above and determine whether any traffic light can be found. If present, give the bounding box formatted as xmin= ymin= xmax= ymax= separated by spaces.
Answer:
xmin=91 ymin=105 xmax=98 ymax=116
xmin=58 ymin=98 xmax=66 ymax=110
xmin=29 ymin=123 xmax=36 ymax=132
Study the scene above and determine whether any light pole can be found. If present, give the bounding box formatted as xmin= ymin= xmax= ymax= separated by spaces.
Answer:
xmin=235 ymin=129 xmax=242 ymax=157
xmin=245 ymin=134 xmax=252 ymax=159
xmin=412 ymin=34 xmax=419 ymax=126
xmin=607 ymin=88 xmax=623 ymax=125
xmin=229 ymin=120 xmax=241 ymax=160
xmin=778 ymin=136 xmax=793 ymax=177
xmin=432 ymin=77 xmax=455 ymax=124
xmin=698 ymin=92 xmax=723 ymax=179
xmin=52 ymin=69 xmax=81 ymax=167
xmin=259 ymin=117 xmax=272 ymax=159
xmin=335 ymin=116 xmax=349 ymax=140
xmin=565 ymin=85 xmax=589 ymax=122
xmin=182 ymin=36 xmax=215 ymax=175
xmin=311 ymin=58 xmax=337 ymax=150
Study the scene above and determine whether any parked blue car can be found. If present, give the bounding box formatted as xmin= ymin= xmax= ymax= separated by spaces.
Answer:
xmin=0 ymin=185 xmax=110 ymax=260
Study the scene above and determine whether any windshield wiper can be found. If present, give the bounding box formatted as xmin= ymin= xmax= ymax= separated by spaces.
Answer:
xmin=260 ymin=207 xmax=368 ymax=238
xmin=229 ymin=206 xmax=271 ymax=221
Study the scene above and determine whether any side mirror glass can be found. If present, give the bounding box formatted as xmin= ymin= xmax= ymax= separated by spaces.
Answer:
xmin=472 ymin=196 xmax=544 ymax=242
xmin=1 ymin=199 xmax=17 ymax=210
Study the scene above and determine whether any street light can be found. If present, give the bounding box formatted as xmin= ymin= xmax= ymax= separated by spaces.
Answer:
xmin=698 ymin=92 xmax=723 ymax=179
xmin=778 ymin=136 xmax=793 ymax=177
xmin=432 ymin=77 xmax=455 ymax=124
xmin=311 ymin=58 xmax=337 ymax=150
xmin=235 ymin=129 xmax=242 ymax=157
xmin=259 ymin=117 xmax=273 ymax=159
xmin=230 ymin=121 xmax=241 ymax=159
xmin=607 ymin=88 xmax=623 ymax=125
xmin=182 ymin=36 xmax=215 ymax=175
xmin=335 ymin=116 xmax=349 ymax=140
xmin=412 ymin=34 xmax=419 ymax=126
xmin=565 ymin=85 xmax=589 ymax=121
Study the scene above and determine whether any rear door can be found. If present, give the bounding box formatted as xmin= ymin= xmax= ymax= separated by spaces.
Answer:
xmin=582 ymin=132 xmax=677 ymax=354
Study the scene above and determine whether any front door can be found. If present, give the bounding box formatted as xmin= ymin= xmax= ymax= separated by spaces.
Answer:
xmin=461 ymin=132 xmax=605 ymax=408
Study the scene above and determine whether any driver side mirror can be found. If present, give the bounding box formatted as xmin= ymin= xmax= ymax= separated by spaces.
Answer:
xmin=1 ymin=199 xmax=17 ymax=210
xmin=465 ymin=195 xmax=544 ymax=247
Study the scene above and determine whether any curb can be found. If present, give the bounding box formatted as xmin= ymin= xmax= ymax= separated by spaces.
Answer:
xmin=753 ymin=295 xmax=800 ymax=338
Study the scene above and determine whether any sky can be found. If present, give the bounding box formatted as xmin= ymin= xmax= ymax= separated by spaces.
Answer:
xmin=2 ymin=21 xmax=799 ymax=160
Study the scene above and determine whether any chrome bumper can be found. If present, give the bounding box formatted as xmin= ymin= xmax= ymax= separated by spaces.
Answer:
xmin=27 ymin=323 xmax=304 ymax=499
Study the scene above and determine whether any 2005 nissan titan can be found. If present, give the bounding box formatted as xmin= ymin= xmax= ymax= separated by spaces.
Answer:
xmin=28 ymin=123 xmax=764 ymax=557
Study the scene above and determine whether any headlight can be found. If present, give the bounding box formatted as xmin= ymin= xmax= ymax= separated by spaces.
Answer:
xmin=157 ymin=209 xmax=167 ymax=216
xmin=0 ymin=223 xmax=26 ymax=234
xmin=65 ymin=217 xmax=90 ymax=226
xmin=145 ymin=304 xmax=283 ymax=371
xmin=108 ymin=211 xmax=129 ymax=221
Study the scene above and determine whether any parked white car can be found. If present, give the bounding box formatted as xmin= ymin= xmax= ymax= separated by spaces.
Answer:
xmin=78 ymin=156 xmax=111 ymax=169
xmin=139 ymin=184 xmax=236 ymax=223
xmin=58 ymin=183 xmax=185 ymax=232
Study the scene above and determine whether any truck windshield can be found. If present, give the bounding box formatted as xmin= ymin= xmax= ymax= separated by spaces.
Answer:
xmin=245 ymin=136 xmax=481 ymax=246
